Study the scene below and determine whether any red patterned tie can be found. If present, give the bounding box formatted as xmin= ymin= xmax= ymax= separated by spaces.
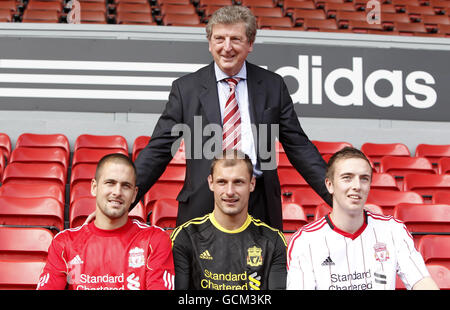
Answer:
xmin=222 ymin=78 xmax=241 ymax=150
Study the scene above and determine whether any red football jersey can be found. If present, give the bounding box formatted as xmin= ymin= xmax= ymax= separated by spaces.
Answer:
xmin=37 ymin=219 xmax=174 ymax=290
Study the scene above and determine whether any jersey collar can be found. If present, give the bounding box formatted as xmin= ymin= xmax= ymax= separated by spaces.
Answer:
xmin=325 ymin=211 xmax=368 ymax=240
xmin=209 ymin=213 xmax=252 ymax=234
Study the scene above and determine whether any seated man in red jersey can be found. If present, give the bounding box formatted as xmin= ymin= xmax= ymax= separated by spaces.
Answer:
xmin=37 ymin=153 xmax=174 ymax=290
xmin=287 ymin=147 xmax=439 ymax=290
xmin=171 ymin=149 xmax=287 ymax=290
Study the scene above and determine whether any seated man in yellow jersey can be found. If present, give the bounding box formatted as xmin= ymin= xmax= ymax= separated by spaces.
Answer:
xmin=171 ymin=149 xmax=287 ymax=290
xmin=287 ymin=147 xmax=439 ymax=290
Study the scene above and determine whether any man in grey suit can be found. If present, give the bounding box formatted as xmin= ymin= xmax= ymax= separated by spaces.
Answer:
xmin=133 ymin=5 xmax=331 ymax=230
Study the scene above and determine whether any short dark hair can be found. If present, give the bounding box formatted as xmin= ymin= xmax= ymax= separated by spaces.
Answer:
xmin=326 ymin=147 xmax=372 ymax=180
xmin=210 ymin=149 xmax=253 ymax=179
xmin=95 ymin=153 xmax=137 ymax=183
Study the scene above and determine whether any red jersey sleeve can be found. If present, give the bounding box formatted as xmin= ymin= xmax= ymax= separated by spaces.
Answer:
xmin=145 ymin=229 xmax=175 ymax=290
xmin=36 ymin=234 xmax=69 ymax=290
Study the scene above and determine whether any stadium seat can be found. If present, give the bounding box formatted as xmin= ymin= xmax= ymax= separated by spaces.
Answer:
xmin=278 ymin=168 xmax=310 ymax=198
xmin=0 ymin=133 xmax=11 ymax=161
xmin=159 ymin=4 xmax=196 ymax=16
xmin=438 ymin=157 xmax=450 ymax=175
xmin=406 ymin=5 xmax=436 ymax=21
xmin=22 ymin=9 xmax=59 ymax=23
xmin=323 ymin=2 xmax=355 ymax=18
xmin=393 ymin=203 xmax=450 ymax=239
xmin=9 ymin=147 xmax=69 ymax=172
xmin=417 ymin=235 xmax=450 ymax=269
xmin=197 ymin=0 xmax=233 ymax=9
xmin=380 ymin=156 xmax=435 ymax=189
xmin=0 ymin=226 xmax=53 ymax=261
xmin=70 ymin=197 xmax=146 ymax=228
xmin=0 ymin=196 xmax=64 ymax=232
xmin=258 ymin=16 xmax=294 ymax=29
xmin=0 ymin=260 xmax=46 ymax=289
xmin=283 ymin=0 xmax=316 ymax=12
xmin=312 ymin=140 xmax=352 ymax=156
xmin=366 ymin=189 xmax=424 ymax=216
xmin=0 ymin=1 xmax=17 ymax=13
xmin=349 ymin=20 xmax=384 ymax=33
xmin=432 ymin=191 xmax=450 ymax=204
xmin=0 ymin=183 xmax=65 ymax=205
xmin=132 ymin=135 xmax=150 ymax=161
xmin=116 ymin=12 xmax=156 ymax=24
xmin=364 ymin=203 xmax=384 ymax=215
xmin=26 ymin=1 xmax=63 ymax=12
xmin=78 ymin=2 xmax=107 ymax=13
xmin=115 ymin=2 xmax=150 ymax=14
xmin=72 ymin=148 xmax=129 ymax=169
xmin=2 ymin=162 xmax=66 ymax=189
xmin=15 ymin=133 xmax=70 ymax=162
xmin=162 ymin=13 xmax=201 ymax=26
xmin=314 ymin=203 xmax=332 ymax=220
xmin=251 ymin=7 xmax=283 ymax=19
xmin=144 ymin=182 xmax=183 ymax=215
xmin=426 ymin=264 xmax=450 ymax=290
xmin=395 ymin=22 xmax=428 ymax=35
xmin=74 ymin=134 xmax=128 ymax=152
xmin=291 ymin=8 xmax=326 ymax=26
xmin=157 ymin=0 xmax=190 ymax=5
xmin=282 ymin=202 xmax=308 ymax=232
xmin=0 ymin=155 xmax=3 ymax=180
xmin=0 ymin=8 xmax=12 ymax=22
xmin=370 ymin=172 xmax=400 ymax=191
xmin=69 ymin=163 xmax=96 ymax=203
xmin=240 ymin=0 xmax=276 ymax=8
xmin=290 ymin=188 xmax=326 ymax=220
xmin=361 ymin=142 xmax=410 ymax=172
xmin=403 ymin=173 xmax=450 ymax=200
xmin=303 ymin=18 xmax=338 ymax=31
xmin=335 ymin=11 xmax=367 ymax=28
xmin=415 ymin=144 xmax=450 ymax=166
xmin=422 ymin=15 xmax=450 ymax=33
xmin=150 ymin=198 xmax=178 ymax=229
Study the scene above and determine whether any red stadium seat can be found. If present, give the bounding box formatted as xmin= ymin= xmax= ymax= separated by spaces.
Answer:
xmin=240 ymin=0 xmax=276 ymax=8
xmin=393 ymin=203 xmax=450 ymax=237
xmin=323 ymin=2 xmax=355 ymax=18
xmin=364 ymin=203 xmax=384 ymax=215
xmin=74 ymin=134 xmax=128 ymax=152
xmin=0 ymin=1 xmax=17 ymax=13
xmin=432 ymin=191 xmax=450 ymax=204
xmin=144 ymin=182 xmax=183 ymax=215
xmin=0 ymin=226 xmax=53 ymax=261
xmin=403 ymin=174 xmax=450 ymax=200
xmin=335 ymin=11 xmax=367 ymax=28
xmin=415 ymin=144 xmax=450 ymax=166
xmin=0 ymin=133 xmax=11 ymax=161
xmin=395 ymin=22 xmax=428 ymax=35
xmin=348 ymin=20 xmax=384 ymax=33
xmin=0 ymin=8 xmax=13 ymax=22
xmin=116 ymin=2 xmax=150 ymax=14
xmin=0 ymin=196 xmax=64 ymax=232
xmin=0 ymin=183 xmax=65 ymax=205
xmin=290 ymin=188 xmax=326 ymax=220
xmin=312 ymin=140 xmax=352 ymax=156
xmin=282 ymin=202 xmax=308 ymax=232
xmin=150 ymin=198 xmax=178 ymax=229
xmin=291 ymin=8 xmax=326 ymax=26
xmin=22 ymin=9 xmax=59 ymax=23
xmin=72 ymin=148 xmax=128 ymax=169
xmin=283 ymin=0 xmax=316 ymax=12
xmin=15 ymin=133 xmax=70 ymax=162
xmin=0 ymin=155 xmax=4 ymax=180
xmin=156 ymin=0 xmax=190 ymax=5
xmin=303 ymin=18 xmax=338 ymax=31
xmin=0 ymin=260 xmax=45 ymax=289
xmin=380 ymin=156 xmax=435 ymax=189
xmin=426 ymin=264 xmax=450 ymax=290
xmin=160 ymin=4 xmax=196 ymax=16
xmin=69 ymin=163 xmax=96 ymax=203
xmin=2 ymin=162 xmax=66 ymax=188
xmin=251 ymin=7 xmax=283 ymax=18
xmin=438 ymin=157 xmax=450 ymax=175
xmin=278 ymin=168 xmax=310 ymax=198
xmin=9 ymin=147 xmax=69 ymax=172
xmin=70 ymin=197 xmax=146 ymax=228
xmin=314 ymin=203 xmax=332 ymax=220
xmin=26 ymin=1 xmax=63 ymax=12
xmin=78 ymin=2 xmax=107 ymax=12
xmin=366 ymin=189 xmax=424 ymax=216
xmin=417 ymin=235 xmax=450 ymax=269
xmin=132 ymin=135 xmax=150 ymax=161
xmin=162 ymin=13 xmax=201 ymax=26
xmin=116 ymin=12 xmax=156 ymax=24
xmin=197 ymin=0 xmax=233 ymax=9
xmin=361 ymin=142 xmax=410 ymax=172
xmin=258 ymin=16 xmax=294 ymax=29
xmin=370 ymin=172 xmax=400 ymax=191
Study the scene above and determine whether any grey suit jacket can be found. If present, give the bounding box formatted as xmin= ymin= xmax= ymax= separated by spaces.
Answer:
xmin=133 ymin=61 xmax=331 ymax=230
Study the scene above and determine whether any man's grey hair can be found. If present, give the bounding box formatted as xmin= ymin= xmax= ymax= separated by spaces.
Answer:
xmin=206 ymin=5 xmax=257 ymax=44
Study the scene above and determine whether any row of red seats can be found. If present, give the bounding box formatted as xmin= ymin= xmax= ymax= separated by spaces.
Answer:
xmin=1 ymin=0 xmax=449 ymax=37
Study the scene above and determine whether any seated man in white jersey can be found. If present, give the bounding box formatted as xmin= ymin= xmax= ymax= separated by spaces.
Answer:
xmin=287 ymin=147 xmax=439 ymax=290
xmin=171 ymin=149 xmax=287 ymax=290
xmin=37 ymin=153 xmax=174 ymax=290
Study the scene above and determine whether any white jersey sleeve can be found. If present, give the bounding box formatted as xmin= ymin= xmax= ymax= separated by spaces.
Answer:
xmin=393 ymin=221 xmax=430 ymax=290
xmin=287 ymin=229 xmax=316 ymax=290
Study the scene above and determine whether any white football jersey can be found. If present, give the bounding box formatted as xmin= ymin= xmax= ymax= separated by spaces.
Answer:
xmin=287 ymin=211 xmax=430 ymax=290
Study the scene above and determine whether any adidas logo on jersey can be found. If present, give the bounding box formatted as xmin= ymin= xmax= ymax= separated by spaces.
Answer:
xmin=321 ymin=256 xmax=335 ymax=266
xmin=199 ymin=250 xmax=213 ymax=260
xmin=69 ymin=255 xmax=84 ymax=266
